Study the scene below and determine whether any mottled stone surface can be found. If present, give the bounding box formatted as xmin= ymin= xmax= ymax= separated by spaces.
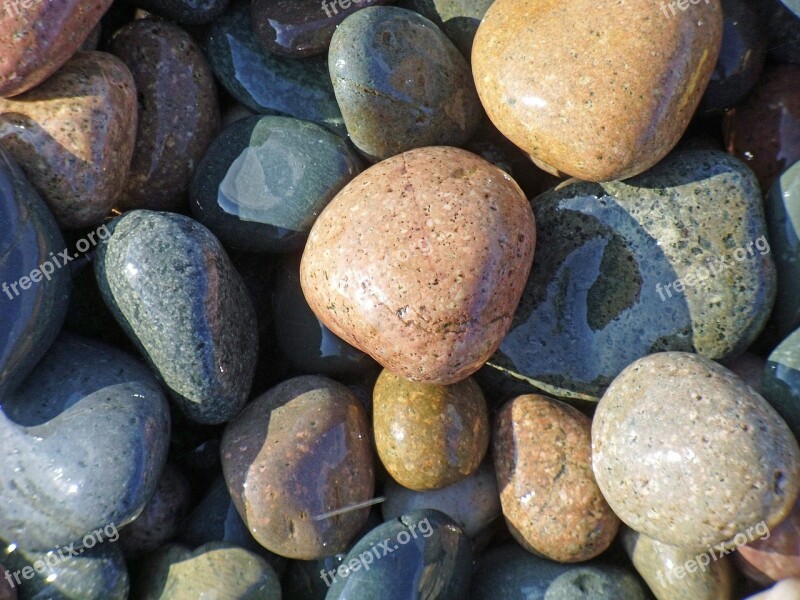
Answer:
xmin=622 ymin=527 xmax=734 ymax=600
xmin=110 ymin=19 xmax=220 ymax=212
xmin=491 ymin=150 xmax=775 ymax=400
xmin=767 ymin=160 xmax=800 ymax=337
xmin=397 ymin=0 xmax=494 ymax=59
xmin=494 ymin=394 xmax=619 ymax=562
xmin=373 ymin=369 xmax=488 ymax=490
xmin=190 ymin=115 xmax=361 ymax=253
xmin=0 ymin=149 xmax=70 ymax=398
xmin=0 ymin=334 xmax=170 ymax=552
xmin=763 ymin=327 xmax=800 ymax=442
xmin=301 ymin=146 xmax=536 ymax=384
xmin=738 ymin=496 xmax=800 ymax=584
xmin=252 ymin=0 xmax=393 ymax=57
xmin=382 ymin=461 xmax=501 ymax=537
xmin=724 ymin=64 xmax=800 ymax=190
xmin=329 ymin=7 xmax=481 ymax=161
xmin=472 ymin=0 xmax=722 ymax=181
xmin=593 ymin=352 xmax=800 ymax=551
xmin=221 ymin=375 xmax=374 ymax=559
xmin=120 ymin=0 xmax=229 ymax=24
xmin=202 ymin=2 xmax=344 ymax=133
xmin=0 ymin=0 xmax=112 ymax=97
xmin=94 ymin=210 xmax=258 ymax=425
xmin=325 ymin=509 xmax=471 ymax=600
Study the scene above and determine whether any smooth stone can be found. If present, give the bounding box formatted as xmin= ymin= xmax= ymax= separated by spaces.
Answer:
xmin=737 ymin=495 xmax=800 ymax=584
xmin=0 ymin=334 xmax=170 ymax=552
xmin=273 ymin=256 xmax=376 ymax=379
xmin=110 ymin=19 xmax=220 ymax=212
xmin=0 ymin=0 xmax=112 ymax=97
xmin=381 ymin=461 xmax=501 ymax=537
xmin=94 ymin=210 xmax=259 ymax=425
xmin=300 ymin=146 xmax=536 ymax=385
xmin=0 ymin=51 xmax=137 ymax=229
xmin=190 ymin=115 xmax=361 ymax=253
xmin=473 ymin=0 xmax=722 ymax=181
xmin=202 ymin=2 xmax=344 ymax=133
xmin=471 ymin=543 xmax=650 ymax=600
xmin=396 ymin=0 xmax=494 ymax=59
xmin=324 ymin=509 xmax=471 ymax=599
xmin=252 ymin=0 xmax=393 ymax=57
xmin=784 ymin=0 xmax=800 ymax=17
xmin=747 ymin=579 xmax=800 ymax=600
xmin=0 ymin=148 xmax=71 ymax=398
xmin=119 ymin=463 xmax=192 ymax=558
xmin=119 ymin=0 xmax=229 ymax=24
xmin=221 ymin=375 xmax=374 ymax=559
xmin=494 ymin=394 xmax=619 ymax=562
xmin=622 ymin=527 xmax=734 ymax=600
xmin=592 ymin=352 xmax=800 ymax=551
xmin=132 ymin=542 xmax=280 ymax=600
xmin=763 ymin=327 xmax=800 ymax=442
xmin=490 ymin=149 xmax=775 ymax=401
xmin=723 ymin=64 xmax=800 ymax=190
xmin=329 ymin=7 xmax=481 ymax=161
xmin=373 ymin=369 xmax=489 ymax=490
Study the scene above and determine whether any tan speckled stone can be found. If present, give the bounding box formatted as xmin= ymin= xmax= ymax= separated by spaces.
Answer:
xmin=300 ymin=146 xmax=536 ymax=384
xmin=493 ymin=394 xmax=619 ymax=562
xmin=373 ymin=369 xmax=489 ymax=490
xmin=0 ymin=52 xmax=137 ymax=229
xmin=593 ymin=352 xmax=800 ymax=552
xmin=472 ymin=0 xmax=722 ymax=181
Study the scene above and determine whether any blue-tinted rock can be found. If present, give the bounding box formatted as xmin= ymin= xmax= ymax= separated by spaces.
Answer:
xmin=93 ymin=210 xmax=258 ymax=425
xmin=764 ymin=327 xmax=800 ymax=442
xmin=784 ymin=0 xmax=800 ymax=18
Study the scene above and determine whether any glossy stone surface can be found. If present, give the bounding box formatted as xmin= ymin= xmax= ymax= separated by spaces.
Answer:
xmin=301 ymin=146 xmax=536 ymax=385
xmin=94 ymin=211 xmax=258 ymax=425
xmin=202 ymin=2 xmax=344 ymax=133
xmin=593 ymin=352 xmax=800 ymax=551
xmin=120 ymin=0 xmax=229 ymax=24
xmin=191 ymin=115 xmax=361 ymax=253
xmin=0 ymin=52 xmax=137 ymax=229
xmin=764 ymin=327 xmax=800 ymax=442
xmin=0 ymin=149 xmax=71 ymax=398
xmin=110 ymin=19 xmax=220 ymax=212
xmin=397 ymin=0 xmax=494 ymax=59
xmin=0 ymin=334 xmax=170 ymax=552
xmin=471 ymin=544 xmax=650 ymax=600
xmin=0 ymin=0 xmax=112 ymax=97
xmin=723 ymin=64 xmax=800 ymax=190
xmin=221 ymin=375 xmax=374 ymax=559
xmin=325 ymin=509 xmax=471 ymax=600
xmin=491 ymin=150 xmax=775 ymax=401
xmin=381 ymin=461 xmax=501 ymax=537
xmin=252 ymin=0 xmax=393 ymax=57
xmin=329 ymin=7 xmax=481 ymax=161
xmin=622 ymin=527 xmax=734 ymax=600
xmin=373 ymin=369 xmax=488 ymax=490
xmin=737 ymin=496 xmax=800 ymax=584
xmin=494 ymin=394 xmax=619 ymax=562
xmin=783 ymin=0 xmax=800 ymax=17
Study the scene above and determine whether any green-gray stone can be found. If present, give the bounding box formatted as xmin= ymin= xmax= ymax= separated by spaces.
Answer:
xmin=397 ymin=0 xmax=494 ymax=59
xmin=491 ymin=150 xmax=775 ymax=400
xmin=764 ymin=326 xmax=800 ymax=441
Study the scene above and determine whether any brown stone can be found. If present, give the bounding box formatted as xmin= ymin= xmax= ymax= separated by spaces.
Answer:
xmin=300 ymin=146 xmax=536 ymax=384
xmin=737 ymin=496 xmax=800 ymax=585
xmin=373 ymin=369 xmax=489 ymax=490
xmin=472 ymin=0 xmax=722 ymax=181
xmin=493 ymin=394 xmax=619 ymax=562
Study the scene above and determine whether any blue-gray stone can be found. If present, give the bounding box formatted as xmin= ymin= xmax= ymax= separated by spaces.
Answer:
xmin=763 ymin=326 xmax=800 ymax=442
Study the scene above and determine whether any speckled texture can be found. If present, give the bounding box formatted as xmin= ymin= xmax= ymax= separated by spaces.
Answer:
xmin=221 ymin=375 xmax=374 ymax=559
xmin=593 ymin=352 xmax=800 ymax=551
xmin=493 ymin=394 xmax=619 ymax=562
xmin=0 ymin=51 xmax=137 ymax=229
xmin=763 ymin=328 xmax=800 ymax=452
xmin=300 ymin=146 xmax=536 ymax=384
xmin=472 ymin=0 xmax=722 ymax=181
xmin=622 ymin=527 xmax=734 ymax=600
xmin=737 ymin=496 xmax=800 ymax=585
xmin=397 ymin=0 xmax=494 ymax=59
xmin=190 ymin=115 xmax=361 ymax=253
xmin=120 ymin=0 xmax=229 ymax=24
xmin=373 ymin=369 xmax=489 ymax=490
xmin=491 ymin=149 xmax=775 ymax=400
xmin=0 ymin=334 xmax=170 ymax=552
xmin=110 ymin=19 xmax=220 ymax=212
xmin=329 ymin=7 xmax=481 ymax=162
xmin=93 ymin=210 xmax=258 ymax=425
xmin=724 ymin=64 xmax=800 ymax=190
xmin=252 ymin=0 xmax=393 ymax=57
xmin=0 ymin=0 xmax=112 ymax=97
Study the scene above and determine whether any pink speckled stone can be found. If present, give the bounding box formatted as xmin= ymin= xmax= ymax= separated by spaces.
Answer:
xmin=300 ymin=146 xmax=536 ymax=385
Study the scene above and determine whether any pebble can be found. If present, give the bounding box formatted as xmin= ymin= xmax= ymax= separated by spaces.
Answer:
xmin=737 ymin=495 xmax=800 ymax=584
xmin=763 ymin=327 xmax=800 ymax=442
xmin=397 ymin=0 xmax=494 ymax=59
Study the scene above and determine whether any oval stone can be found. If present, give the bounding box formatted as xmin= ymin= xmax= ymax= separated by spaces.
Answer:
xmin=300 ymin=146 xmax=536 ymax=384
xmin=593 ymin=352 xmax=800 ymax=551
xmin=221 ymin=375 xmax=374 ymax=559
xmin=472 ymin=0 xmax=722 ymax=181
